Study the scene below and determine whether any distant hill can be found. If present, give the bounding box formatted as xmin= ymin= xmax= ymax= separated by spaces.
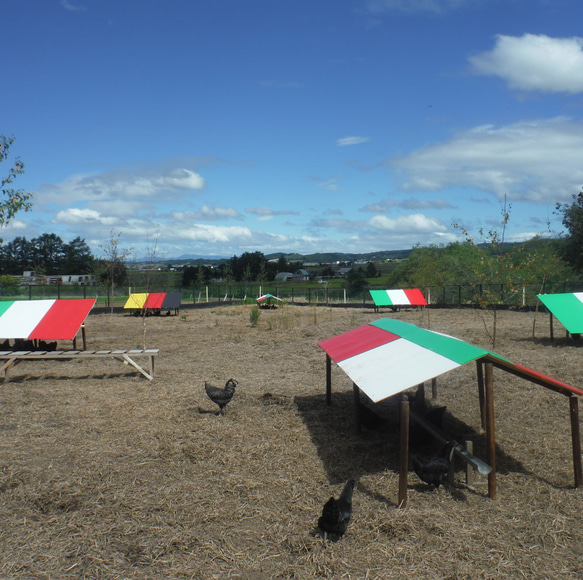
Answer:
xmin=266 ymin=249 xmax=413 ymax=263
xmin=163 ymin=249 xmax=413 ymax=266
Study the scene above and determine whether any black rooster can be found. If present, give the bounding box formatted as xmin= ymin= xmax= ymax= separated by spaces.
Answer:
xmin=318 ymin=479 xmax=356 ymax=540
xmin=204 ymin=378 xmax=238 ymax=415
xmin=412 ymin=441 xmax=455 ymax=489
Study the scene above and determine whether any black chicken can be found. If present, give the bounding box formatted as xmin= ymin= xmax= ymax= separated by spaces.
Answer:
xmin=204 ymin=378 xmax=238 ymax=414
xmin=318 ymin=479 xmax=356 ymax=540
xmin=412 ymin=441 xmax=455 ymax=489
xmin=410 ymin=404 xmax=447 ymax=447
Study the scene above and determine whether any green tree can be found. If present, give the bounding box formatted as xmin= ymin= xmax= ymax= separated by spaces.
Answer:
xmin=346 ymin=266 xmax=369 ymax=292
xmin=62 ymin=237 xmax=95 ymax=274
xmin=366 ymin=261 xmax=378 ymax=278
xmin=32 ymin=233 xmax=65 ymax=274
xmin=556 ymin=190 xmax=583 ymax=271
xmin=0 ymin=236 xmax=35 ymax=274
xmin=230 ymin=251 xmax=266 ymax=281
xmin=0 ymin=135 xmax=33 ymax=233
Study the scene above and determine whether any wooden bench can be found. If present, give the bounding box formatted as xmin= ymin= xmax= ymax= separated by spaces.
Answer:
xmin=0 ymin=349 xmax=159 ymax=381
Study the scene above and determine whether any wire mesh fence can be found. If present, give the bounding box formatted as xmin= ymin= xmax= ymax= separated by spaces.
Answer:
xmin=0 ymin=279 xmax=579 ymax=309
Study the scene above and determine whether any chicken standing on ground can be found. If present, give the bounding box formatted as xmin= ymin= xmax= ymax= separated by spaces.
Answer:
xmin=412 ymin=441 xmax=455 ymax=489
xmin=318 ymin=479 xmax=356 ymax=540
xmin=204 ymin=378 xmax=238 ymax=415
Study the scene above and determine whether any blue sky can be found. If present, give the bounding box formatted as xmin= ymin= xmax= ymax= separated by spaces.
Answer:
xmin=3 ymin=0 xmax=583 ymax=260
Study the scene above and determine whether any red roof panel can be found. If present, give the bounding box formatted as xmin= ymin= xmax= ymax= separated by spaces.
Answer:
xmin=28 ymin=299 xmax=96 ymax=340
xmin=318 ymin=324 xmax=399 ymax=363
xmin=145 ymin=293 xmax=166 ymax=309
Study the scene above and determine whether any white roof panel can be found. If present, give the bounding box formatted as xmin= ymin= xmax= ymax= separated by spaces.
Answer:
xmin=337 ymin=338 xmax=460 ymax=402
xmin=0 ymin=300 xmax=55 ymax=339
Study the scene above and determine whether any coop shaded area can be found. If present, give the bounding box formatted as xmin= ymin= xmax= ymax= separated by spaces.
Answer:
xmin=294 ymin=390 xmax=529 ymax=488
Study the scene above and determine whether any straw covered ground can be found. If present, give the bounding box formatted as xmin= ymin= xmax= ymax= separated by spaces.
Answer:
xmin=1 ymin=304 xmax=582 ymax=579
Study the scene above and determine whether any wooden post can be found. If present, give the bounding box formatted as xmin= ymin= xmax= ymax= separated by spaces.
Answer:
xmin=465 ymin=440 xmax=475 ymax=487
xmin=484 ymin=363 xmax=496 ymax=500
xmin=352 ymin=383 xmax=361 ymax=434
xmin=398 ymin=396 xmax=410 ymax=508
xmin=81 ymin=324 xmax=87 ymax=351
xmin=569 ymin=396 xmax=582 ymax=488
xmin=431 ymin=377 xmax=438 ymax=400
xmin=325 ymin=355 xmax=332 ymax=406
xmin=415 ymin=382 xmax=426 ymax=412
xmin=550 ymin=311 xmax=554 ymax=342
xmin=477 ymin=361 xmax=486 ymax=431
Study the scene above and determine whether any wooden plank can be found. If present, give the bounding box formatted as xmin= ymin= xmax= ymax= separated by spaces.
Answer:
xmin=0 ymin=348 xmax=158 ymax=381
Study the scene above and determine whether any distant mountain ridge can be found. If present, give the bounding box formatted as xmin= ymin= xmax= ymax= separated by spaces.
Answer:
xmin=171 ymin=248 xmax=412 ymax=264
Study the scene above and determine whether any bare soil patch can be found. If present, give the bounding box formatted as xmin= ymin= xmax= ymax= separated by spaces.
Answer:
xmin=1 ymin=305 xmax=582 ymax=579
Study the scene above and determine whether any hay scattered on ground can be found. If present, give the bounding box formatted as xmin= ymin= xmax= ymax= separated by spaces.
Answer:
xmin=1 ymin=305 xmax=582 ymax=579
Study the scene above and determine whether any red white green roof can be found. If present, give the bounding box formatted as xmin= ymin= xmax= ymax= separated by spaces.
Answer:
xmin=369 ymin=289 xmax=427 ymax=307
xmin=0 ymin=299 xmax=96 ymax=340
xmin=124 ymin=292 xmax=182 ymax=310
xmin=537 ymin=292 xmax=583 ymax=334
xmin=257 ymin=293 xmax=283 ymax=302
xmin=319 ymin=318 xmax=583 ymax=403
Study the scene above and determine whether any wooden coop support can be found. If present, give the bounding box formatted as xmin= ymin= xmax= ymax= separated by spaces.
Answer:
xmin=431 ymin=377 xmax=438 ymax=400
xmin=570 ymin=396 xmax=582 ymax=488
xmin=325 ymin=355 xmax=332 ymax=406
xmin=398 ymin=396 xmax=410 ymax=508
xmin=476 ymin=361 xmax=487 ymax=431
xmin=549 ymin=311 xmax=554 ymax=342
xmin=484 ymin=362 xmax=497 ymax=500
xmin=487 ymin=356 xmax=583 ymax=490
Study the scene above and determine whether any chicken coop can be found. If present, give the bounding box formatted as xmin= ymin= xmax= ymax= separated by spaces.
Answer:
xmin=319 ymin=318 xmax=583 ymax=507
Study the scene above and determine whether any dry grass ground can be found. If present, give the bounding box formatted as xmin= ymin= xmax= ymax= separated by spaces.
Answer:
xmin=0 ymin=304 xmax=582 ymax=579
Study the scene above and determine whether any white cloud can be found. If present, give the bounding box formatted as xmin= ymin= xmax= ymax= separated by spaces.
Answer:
xmin=178 ymin=224 xmax=252 ymax=244
xmin=365 ymin=0 xmax=471 ymax=14
xmin=361 ymin=198 xmax=455 ymax=212
xmin=245 ymin=207 xmax=299 ymax=221
xmin=61 ymin=0 xmax=85 ymax=11
xmin=38 ymin=167 xmax=205 ymax=206
xmin=470 ymin=34 xmax=583 ymax=94
xmin=337 ymin=136 xmax=369 ymax=146
xmin=198 ymin=206 xmax=243 ymax=221
xmin=368 ymin=213 xmax=449 ymax=233
xmin=388 ymin=117 xmax=583 ymax=203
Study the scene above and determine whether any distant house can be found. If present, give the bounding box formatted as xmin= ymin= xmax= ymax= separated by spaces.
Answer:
xmin=334 ymin=267 xmax=352 ymax=278
xmin=293 ymin=269 xmax=311 ymax=281
xmin=274 ymin=272 xmax=294 ymax=282
xmin=18 ymin=272 xmax=95 ymax=286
